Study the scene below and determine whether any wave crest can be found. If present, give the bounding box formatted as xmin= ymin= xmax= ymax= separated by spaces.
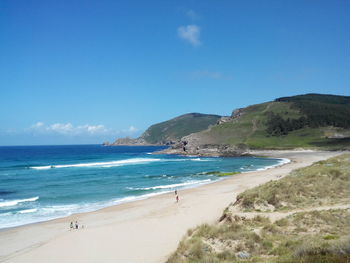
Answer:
xmin=30 ymin=158 xmax=162 ymax=170
xmin=0 ymin=196 xmax=39 ymax=208
xmin=18 ymin=208 xmax=38 ymax=214
xmin=29 ymin=157 xmax=213 ymax=170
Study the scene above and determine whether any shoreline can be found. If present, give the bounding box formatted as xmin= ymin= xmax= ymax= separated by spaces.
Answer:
xmin=0 ymin=154 xmax=288 ymax=231
xmin=0 ymin=150 xmax=345 ymax=263
xmin=0 ymin=155 xmax=288 ymax=231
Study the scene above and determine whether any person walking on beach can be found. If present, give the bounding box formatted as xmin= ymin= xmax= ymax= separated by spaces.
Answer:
xmin=70 ymin=221 xmax=74 ymax=230
xmin=176 ymin=194 xmax=179 ymax=203
xmin=175 ymin=189 xmax=177 ymax=195
xmin=75 ymin=221 xmax=78 ymax=229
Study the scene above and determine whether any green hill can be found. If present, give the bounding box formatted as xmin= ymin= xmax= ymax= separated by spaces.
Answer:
xmin=140 ymin=113 xmax=221 ymax=144
xmin=182 ymin=94 xmax=350 ymax=150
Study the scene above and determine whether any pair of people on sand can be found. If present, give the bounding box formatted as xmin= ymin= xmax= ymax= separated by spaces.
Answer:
xmin=70 ymin=221 xmax=79 ymax=230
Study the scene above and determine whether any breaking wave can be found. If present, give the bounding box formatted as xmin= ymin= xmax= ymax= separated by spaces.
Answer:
xmin=29 ymin=157 xmax=212 ymax=170
xmin=30 ymin=158 xmax=162 ymax=170
xmin=0 ymin=196 xmax=39 ymax=208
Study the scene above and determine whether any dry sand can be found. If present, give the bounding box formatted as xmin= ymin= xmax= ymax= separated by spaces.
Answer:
xmin=0 ymin=150 xmax=344 ymax=263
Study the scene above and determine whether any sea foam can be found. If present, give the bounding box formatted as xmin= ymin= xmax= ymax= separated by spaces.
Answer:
xmin=0 ymin=196 xmax=39 ymax=208
xmin=128 ymin=179 xmax=212 ymax=191
xmin=18 ymin=208 xmax=38 ymax=214
xmin=29 ymin=157 xmax=211 ymax=170
xmin=30 ymin=158 xmax=162 ymax=170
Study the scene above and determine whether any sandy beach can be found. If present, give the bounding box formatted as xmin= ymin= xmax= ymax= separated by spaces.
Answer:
xmin=0 ymin=150 xmax=345 ymax=263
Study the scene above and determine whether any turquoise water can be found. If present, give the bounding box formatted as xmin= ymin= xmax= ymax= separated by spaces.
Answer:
xmin=0 ymin=145 xmax=287 ymax=229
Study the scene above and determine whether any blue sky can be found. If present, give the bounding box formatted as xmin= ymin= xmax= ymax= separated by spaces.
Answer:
xmin=1 ymin=0 xmax=349 ymax=145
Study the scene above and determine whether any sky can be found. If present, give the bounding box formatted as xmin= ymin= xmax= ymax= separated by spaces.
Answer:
xmin=0 ymin=0 xmax=349 ymax=145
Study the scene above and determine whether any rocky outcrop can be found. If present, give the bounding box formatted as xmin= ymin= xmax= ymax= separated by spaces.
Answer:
xmin=217 ymin=116 xmax=232 ymax=124
xmin=231 ymin=108 xmax=244 ymax=119
xmin=215 ymin=108 xmax=244 ymax=125
xmin=157 ymin=142 xmax=249 ymax=157
xmin=154 ymin=108 xmax=251 ymax=156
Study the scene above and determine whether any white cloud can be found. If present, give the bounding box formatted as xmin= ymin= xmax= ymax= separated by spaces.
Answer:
xmin=48 ymin=123 xmax=74 ymax=134
xmin=30 ymin=122 xmax=109 ymax=136
xmin=178 ymin=25 xmax=201 ymax=47
xmin=31 ymin=122 xmax=44 ymax=129
xmin=76 ymin=124 xmax=108 ymax=135
xmin=128 ymin=126 xmax=138 ymax=132
xmin=29 ymin=122 xmax=139 ymax=137
xmin=121 ymin=125 xmax=138 ymax=133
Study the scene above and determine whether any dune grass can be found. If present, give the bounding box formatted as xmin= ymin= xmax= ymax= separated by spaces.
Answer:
xmin=167 ymin=209 xmax=350 ymax=263
xmin=167 ymin=154 xmax=350 ymax=263
xmin=235 ymin=154 xmax=350 ymax=211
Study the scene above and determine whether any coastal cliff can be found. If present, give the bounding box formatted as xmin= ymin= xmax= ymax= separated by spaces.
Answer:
xmin=106 ymin=94 xmax=350 ymax=153
xmin=159 ymin=94 xmax=350 ymax=155
xmin=106 ymin=113 xmax=222 ymax=146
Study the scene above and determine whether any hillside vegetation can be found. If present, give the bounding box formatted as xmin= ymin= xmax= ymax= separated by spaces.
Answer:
xmin=182 ymin=94 xmax=350 ymax=150
xmin=167 ymin=154 xmax=350 ymax=263
xmin=141 ymin=113 xmax=221 ymax=144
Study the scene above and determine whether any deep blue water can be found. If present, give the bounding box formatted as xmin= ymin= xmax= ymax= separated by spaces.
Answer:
xmin=0 ymin=145 xmax=287 ymax=229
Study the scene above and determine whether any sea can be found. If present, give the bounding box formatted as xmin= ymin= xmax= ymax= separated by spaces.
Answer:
xmin=0 ymin=145 xmax=288 ymax=229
